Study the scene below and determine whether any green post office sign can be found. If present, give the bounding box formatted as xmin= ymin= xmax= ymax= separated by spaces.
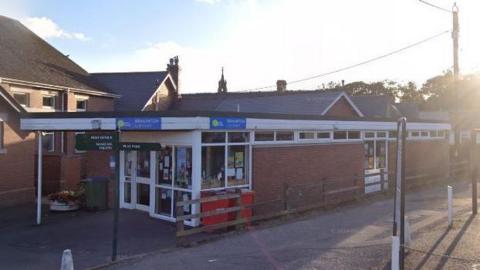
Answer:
xmin=75 ymin=133 xmax=117 ymax=151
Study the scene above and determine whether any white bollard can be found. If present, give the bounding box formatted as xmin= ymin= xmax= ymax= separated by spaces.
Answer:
xmin=61 ymin=249 xmax=74 ymax=270
xmin=404 ymin=216 xmax=411 ymax=245
xmin=391 ymin=236 xmax=400 ymax=270
xmin=448 ymin=185 xmax=453 ymax=227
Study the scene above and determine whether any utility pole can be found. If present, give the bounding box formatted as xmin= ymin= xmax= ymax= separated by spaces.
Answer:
xmin=452 ymin=3 xmax=460 ymax=158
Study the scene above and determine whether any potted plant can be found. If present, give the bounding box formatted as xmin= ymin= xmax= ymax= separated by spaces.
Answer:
xmin=48 ymin=189 xmax=84 ymax=211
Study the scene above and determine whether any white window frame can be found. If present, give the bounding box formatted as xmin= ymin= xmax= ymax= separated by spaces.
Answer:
xmin=201 ymin=131 xmax=251 ymax=191
xmin=12 ymin=92 xmax=30 ymax=108
xmin=42 ymin=94 xmax=56 ymax=110
xmin=75 ymin=95 xmax=89 ymax=112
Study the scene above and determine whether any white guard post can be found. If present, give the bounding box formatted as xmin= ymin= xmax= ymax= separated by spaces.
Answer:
xmin=448 ymin=185 xmax=453 ymax=227
xmin=36 ymin=131 xmax=43 ymax=225
xmin=391 ymin=236 xmax=400 ymax=270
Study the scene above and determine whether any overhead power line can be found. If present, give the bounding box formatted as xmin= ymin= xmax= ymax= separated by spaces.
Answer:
xmin=243 ymin=30 xmax=450 ymax=91
xmin=418 ymin=0 xmax=451 ymax=13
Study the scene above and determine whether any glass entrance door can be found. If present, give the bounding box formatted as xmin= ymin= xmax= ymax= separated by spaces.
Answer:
xmin=120 ymin=150 xmax=152 ymax=212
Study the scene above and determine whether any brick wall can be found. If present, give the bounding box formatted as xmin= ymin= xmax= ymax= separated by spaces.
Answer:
xmin=388 ymin=139 xmax=450 ymax=188
xmin=0 ymin=101 xmax=35 ymax=207
xmin=252 ymin=143 xmax=364 ymax=214
xmin=324 ymin=97 xmax=360 ymax=118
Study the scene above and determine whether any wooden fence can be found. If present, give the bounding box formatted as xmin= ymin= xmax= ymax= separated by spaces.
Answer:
xmin=175 ymin=161 xmax=470 ymax=246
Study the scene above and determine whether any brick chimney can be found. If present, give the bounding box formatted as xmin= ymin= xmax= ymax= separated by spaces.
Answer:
xmin=167 ymin=56 xmax=180 ymax=92
xmin=276 ymin=80 xmax=287 ymax=92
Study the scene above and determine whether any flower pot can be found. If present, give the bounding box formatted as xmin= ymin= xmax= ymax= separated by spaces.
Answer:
xmin=49 ymin=200 xmax=80 ymax=212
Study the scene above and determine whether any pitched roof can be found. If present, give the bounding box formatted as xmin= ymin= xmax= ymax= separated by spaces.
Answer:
xmin=0 ymin=15 xmax=110 ymax=94
xmin=91 ymin=71 xmax=169 ymax=111
xmin=350 ymin=95 xmax=394 ymax=118
xmin=174 ymin=90 xmax=354 ymax=116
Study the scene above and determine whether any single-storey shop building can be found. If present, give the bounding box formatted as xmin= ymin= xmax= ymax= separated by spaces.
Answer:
xmin=21 ymin=109 xmax=450 ymax=226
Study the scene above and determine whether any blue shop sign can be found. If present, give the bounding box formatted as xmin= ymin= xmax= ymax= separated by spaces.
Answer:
xmin=117 ymin=117 xmax=162 ymax=130
xmin=210 ymin=117 xmax=246 ymax=130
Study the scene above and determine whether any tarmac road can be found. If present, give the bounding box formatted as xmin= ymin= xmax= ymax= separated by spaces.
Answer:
xmin=107 ymin=179 xmax=480 ymax=270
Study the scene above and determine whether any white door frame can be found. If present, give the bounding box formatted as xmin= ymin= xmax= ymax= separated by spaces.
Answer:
xmin=120 ymin=150 xmax=136 ymax=209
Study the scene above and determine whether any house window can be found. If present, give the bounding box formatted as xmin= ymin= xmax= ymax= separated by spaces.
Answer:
xmin=42 ymin=95 xmax=56 ymax=109
xmin=13 ymin=92 xmax=29 ymax=107
xmin=42 ymin=132 xmax=55 ymax=152
xmin=333 ymin=131 xmax=347 ymax=140
xmin=254 ymin=131 xmax=274 ymax=142
xmin=76 ymin=99 xmax=87 ymax=112
xmin=275 ymin=131 xmax=294 ymax=141
xmin=299 ymin=132 xmax=315 ymax=140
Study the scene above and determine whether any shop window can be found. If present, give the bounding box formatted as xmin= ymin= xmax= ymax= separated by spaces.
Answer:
xmin=202 ymin=146 xmax=225 ymax=189
xmin=333 ymin=131 xmax=347 ymax=140
xmin=157 ymin=147 xmax=173 ymax=185
xmin=364 ymin=141 xmax=374 ymax=169
xmin=13 ymin=92 xmax=29 ymax=107
xmin=137 ymin=151 xmax=150 ymax=178
xmin=155 ymin=188 xmax=172 ymax=216
xmin=376 ymin=141 xmax=386 ymax=169
xmin=254 ymin=131 xmax=274 ymax=141
xmin=202 ymin=132 xmax=226 ymax=143
xmin=348 ymin=131 xmax=360 ymax=139
xmin=421 ymin=131 xmax=429 ymax=137
xmin=317 ymin=132 xmax=330 ymax=139
xmin=227 ymin=145 xmax=248 ymax=187
xmin=438 ymin=130 xmax=445 ymax=138
xmin=42 ymin=132 xmax=55 ymax=152
xmin=275 ymin=131 xmax=294 ymax=141
xmin=228 ymin=132 xmax=249 ymax=143
xmin=173 ymin=191 xmax=192 ymax=218
xmin=42 ymin=95 xmax=56 ymax=109
xmin=430 ymin=130 xmax=437 ymax=137
xmin=299 ymin=132 xmax=315 ymax=140
xmin=174 ymin=146 xmax=192 ymax=189
xmin=365 ymin=132 xmax=376 ymax=138
xmin=411 ymin=131 xmax=420 ymax=137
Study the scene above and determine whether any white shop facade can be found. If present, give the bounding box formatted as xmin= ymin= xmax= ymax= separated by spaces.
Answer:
xmin=21 ymin=112 xmax=451 ymax=226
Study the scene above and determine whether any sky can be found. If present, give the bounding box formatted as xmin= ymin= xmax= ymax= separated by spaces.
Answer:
xmin=1 ymin=0 xmax=480 ymax=93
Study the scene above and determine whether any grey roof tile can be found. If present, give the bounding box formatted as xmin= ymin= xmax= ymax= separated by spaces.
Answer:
xmin=0 ymin=15 xmax=109 ymax=94
xmin=92 ymin=72 xmax=168 ymax=111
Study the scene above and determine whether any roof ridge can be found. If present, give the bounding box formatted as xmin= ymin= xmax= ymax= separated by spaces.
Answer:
xmin=91 ymin=71 xmax=167 ymax=75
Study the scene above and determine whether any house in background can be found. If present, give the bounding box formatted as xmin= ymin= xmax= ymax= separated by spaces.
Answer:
xmin=0 ymin=15 xmax=182 ymax=208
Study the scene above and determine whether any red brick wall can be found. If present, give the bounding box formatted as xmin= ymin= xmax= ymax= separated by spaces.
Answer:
xmin=388 ymin=139 xmax=450 ymax=187
xmin=252 ymin=143 xmax=364 ymax=213
xmin=324 ymin=97 xmax=360 ymax=118
xmin=0 ymin=102 xmax=35 ymax=207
